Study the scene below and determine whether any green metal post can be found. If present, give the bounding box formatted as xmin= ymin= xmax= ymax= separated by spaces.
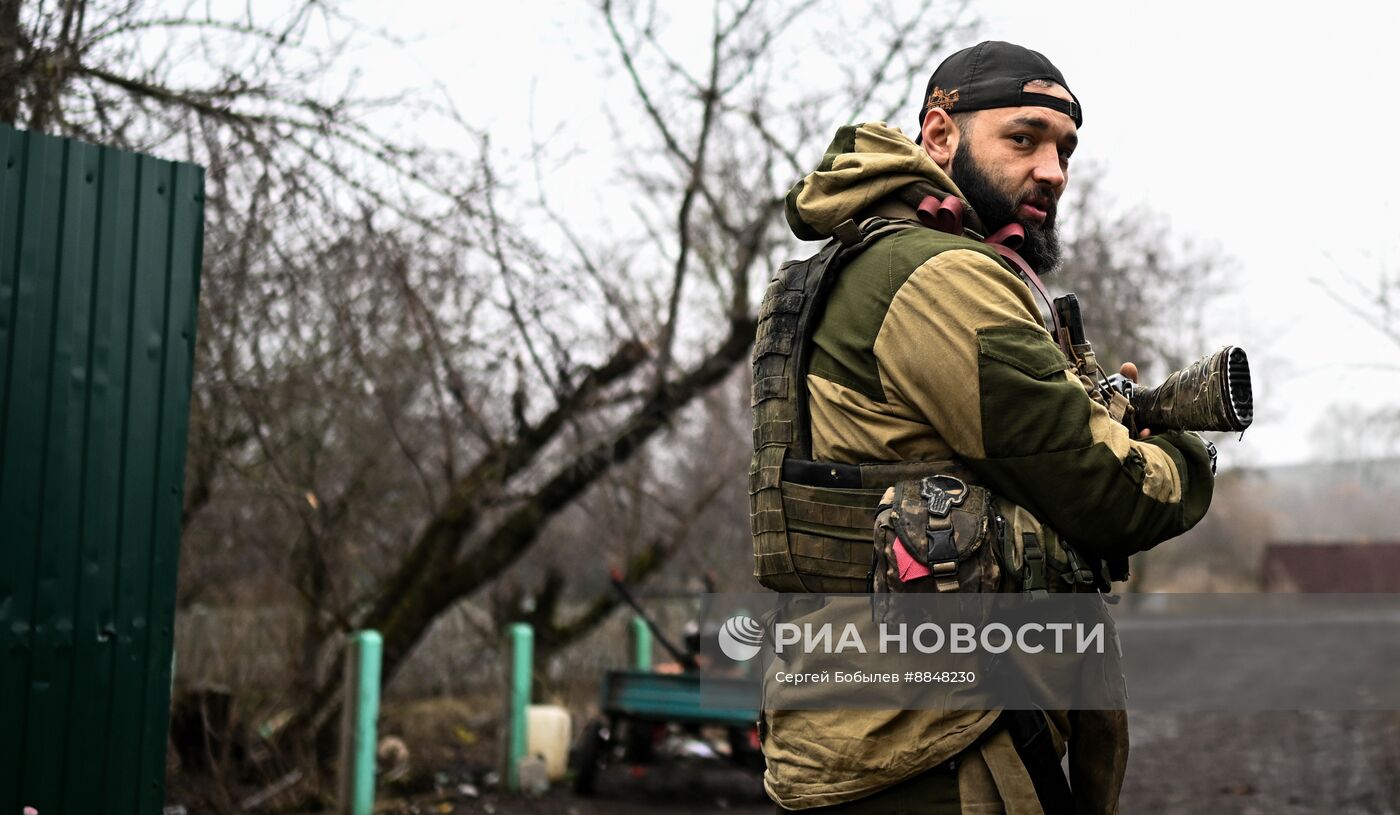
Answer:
xmin=630 ymin=616 xmax=653 ymax=671
xmin=507 ymin=623 xmax=533 ymax=792
xmin=337 ymin=631 xmax=382 ymax=815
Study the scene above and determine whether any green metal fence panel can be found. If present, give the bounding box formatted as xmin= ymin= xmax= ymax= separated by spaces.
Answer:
xmin=0 ymin=123 xmax=205 ymax=815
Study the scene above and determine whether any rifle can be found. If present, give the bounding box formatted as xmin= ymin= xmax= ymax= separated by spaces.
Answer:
xmin=1051 ymin=293 xmax=1254 ymax=436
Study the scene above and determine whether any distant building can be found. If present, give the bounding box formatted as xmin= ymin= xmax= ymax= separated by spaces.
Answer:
xmin=1243 ymin=458 xmax=1400 ymax=591
xmin=1262 ymin=542 xmax=1400 ymax=592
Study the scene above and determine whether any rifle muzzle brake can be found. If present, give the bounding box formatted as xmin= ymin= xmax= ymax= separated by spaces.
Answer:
xmin=1128 ymin=346 xmax=1253 ymax=433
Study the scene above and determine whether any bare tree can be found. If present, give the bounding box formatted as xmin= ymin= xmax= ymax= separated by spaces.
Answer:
xmin=18 ymin=0 xmax=1240 ymax=796
xmin=4 ymin=0 xmax=505 ymax=795
xmin=284 ymin=0 xmax=973 ymax=749
xmin=1309 ymin=402 xmax=1400 ymax=462
xmin=1055 ymin=169 xmax=1231 ymax=377
xmin=5 ymin=0 xmax=976 ymax=793
xmin=1307 ymin=258 xmax=1400 ymax=459
xmin=1321 ymin=259 xmax=1400 ymax=354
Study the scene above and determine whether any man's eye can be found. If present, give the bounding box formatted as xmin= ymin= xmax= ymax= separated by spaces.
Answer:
xmin=1010 ymin=134 xmax=1032 ymax=146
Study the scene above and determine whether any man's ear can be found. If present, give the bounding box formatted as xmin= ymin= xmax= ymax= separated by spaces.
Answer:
xmin=920 ymin=109 xmax=958 ymax=170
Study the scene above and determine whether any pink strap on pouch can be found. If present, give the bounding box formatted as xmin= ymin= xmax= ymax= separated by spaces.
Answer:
xmin=893 ymin=537 xmax=932 ymax=582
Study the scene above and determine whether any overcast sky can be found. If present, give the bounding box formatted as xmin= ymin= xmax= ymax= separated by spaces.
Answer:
xmin=342 ymin=0 xmax=1400 ymax=468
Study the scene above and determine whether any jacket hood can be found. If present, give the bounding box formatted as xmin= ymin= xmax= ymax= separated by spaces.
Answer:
xmin=784 ymin=121 xmax=975 ymax=241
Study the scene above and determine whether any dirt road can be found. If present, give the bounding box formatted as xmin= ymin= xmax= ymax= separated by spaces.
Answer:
xmin=385 ymin=712 xmax=1399 ymax=814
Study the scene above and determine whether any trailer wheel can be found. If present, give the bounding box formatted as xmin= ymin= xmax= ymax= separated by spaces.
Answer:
xmin=570 ymin=718 xmax=608 ymax=795
xmin=728 ymin=725 xmax=765 ymax=772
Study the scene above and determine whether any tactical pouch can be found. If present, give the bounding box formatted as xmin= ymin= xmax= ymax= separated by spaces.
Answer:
xmin=873 ymin=475 xmax=1000 ymax=594
xmin=993 ymin=499 xmax=1099 ymax=595
xmin=871 ymin=487 xmax=1099 ymax=596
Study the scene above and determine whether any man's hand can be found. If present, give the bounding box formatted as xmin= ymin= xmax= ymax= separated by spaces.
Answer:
xmin=1118 ymin=362 xmax=1152 ymax=439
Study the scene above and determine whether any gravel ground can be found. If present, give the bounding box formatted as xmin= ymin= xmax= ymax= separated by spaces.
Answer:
xmin=379 ymin=757 xmax=769 ymax=815
xmin=1121 ymin=711 xmax=1400 ymax=815
xmin=372 ymin=710 xmax=1398 ymax=814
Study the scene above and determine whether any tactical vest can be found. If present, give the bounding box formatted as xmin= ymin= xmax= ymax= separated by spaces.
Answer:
xmin=750 ymin=217 xmax=948 ymax=592
xmin=749 ymin=215 xmax=1105 ymax=595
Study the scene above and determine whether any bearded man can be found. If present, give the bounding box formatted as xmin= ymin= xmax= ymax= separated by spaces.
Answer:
xmin=758 ymin=41 xmax=1215 ymax=814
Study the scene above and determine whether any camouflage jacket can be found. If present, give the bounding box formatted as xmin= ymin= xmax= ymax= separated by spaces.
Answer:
xmin=761 ymin=122 xmax=1215 ymax=811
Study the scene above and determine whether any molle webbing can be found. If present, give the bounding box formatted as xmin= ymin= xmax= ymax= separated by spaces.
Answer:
xmin=755 ymin=459 xmax=970 ymax=593
xmin=752 ymin=242 xmax=838 ymax=592
xmin=751 ymin=217 xmax=970 ymax=592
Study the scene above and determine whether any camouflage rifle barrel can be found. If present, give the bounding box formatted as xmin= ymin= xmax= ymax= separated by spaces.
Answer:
xmin=1130 ymin=346 xmax=1253 ymax=433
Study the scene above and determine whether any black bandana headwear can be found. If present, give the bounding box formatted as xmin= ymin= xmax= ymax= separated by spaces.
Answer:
xmin=916 ymin=40 xmax=1082 ymax=142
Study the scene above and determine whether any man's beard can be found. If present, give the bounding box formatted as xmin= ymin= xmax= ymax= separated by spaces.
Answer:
xmin=950 ymin=147 xmax=1062 ymax=274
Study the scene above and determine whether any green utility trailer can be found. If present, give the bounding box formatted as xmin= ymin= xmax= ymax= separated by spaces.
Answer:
xmin=571 ymin=668 xmax=763 ymax=795
xmin=0 ymin=123 xmax=204 ymax=814
xmin=570 ymin=578 xmax=763 ymax=796
xmin=597 ymin=669 xmax=760 ymax=729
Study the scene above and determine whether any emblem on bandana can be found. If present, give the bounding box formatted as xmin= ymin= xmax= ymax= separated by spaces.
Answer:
xmin=926 ymin=86 xmax=960 ymax=111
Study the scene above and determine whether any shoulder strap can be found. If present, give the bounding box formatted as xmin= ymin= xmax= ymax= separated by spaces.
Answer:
xmin=789 ymin=217 xmax=916 ymax=457
xmin=882 ymin=184 xmax=1061 ymax=336
xmin=983 ymin=225 xmax=1063 ymax=340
